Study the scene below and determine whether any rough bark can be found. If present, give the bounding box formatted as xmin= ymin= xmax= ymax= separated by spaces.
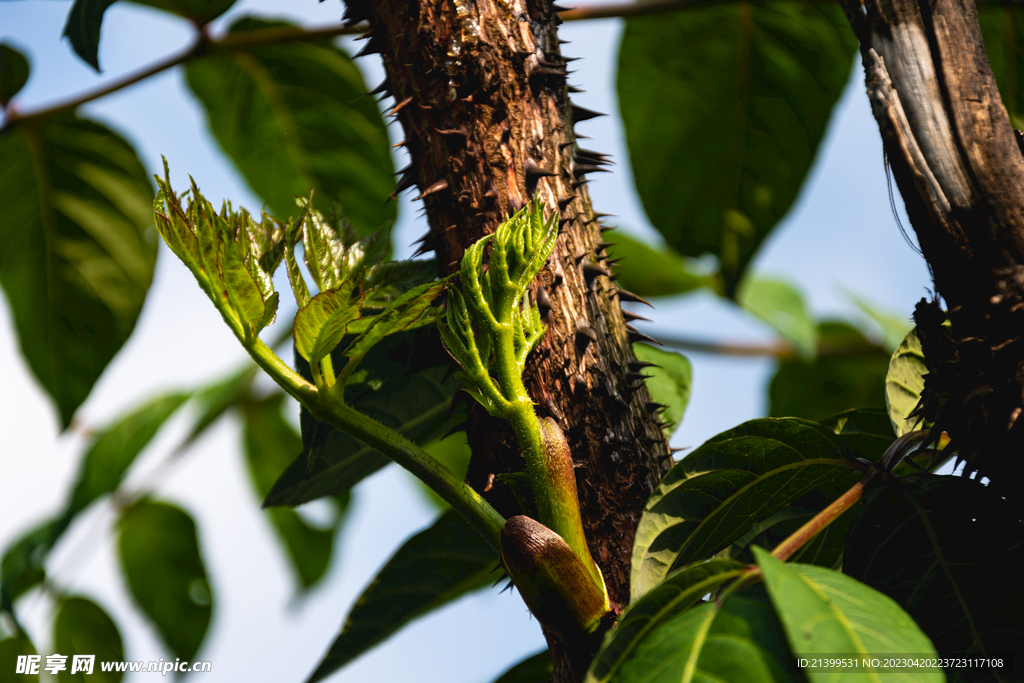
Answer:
xmin=841 ymin=0 xmax=1024 ymax=506
xmin=343 ymin=1 xmax=673 ymax=679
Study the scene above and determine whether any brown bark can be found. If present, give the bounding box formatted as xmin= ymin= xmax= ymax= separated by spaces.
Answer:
xmin=344 ymin=0 xmax=672 ymax=679
xmin=841 ymin=0 xmax=1024 ymax=506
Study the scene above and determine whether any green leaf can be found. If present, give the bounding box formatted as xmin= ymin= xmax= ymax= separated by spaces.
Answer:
xmin=184 ymin=17 xmax=395 ymax=235
xmin=717 ymin=504 xmax=853 ymax=570
xmin=0 ymin=634 xmax=39 ymax=682
xmin=633 ymin=344 xmax=692 ymax=437
xmin=293 ymin=281 xmax=362 ymax=364
xmin=604 ymin=232 xmax=712 ymax=298
xmin=631 ymin=418 xmax=859 ymax=600
xmin=62 ymin=0 xmax=117 ymax=71
xmin=979 ymin=7 xmax=1024 ymax=130
xmin=117 ymin=500 xmax=212 ymax=661
xmin=492 ymin=651 xmax=553 ymax=683
xmin=414 ymin=434 xmax=473 ymax=512
xmin=0 ymin=520 xmax=62 ymax=611
xmin=739 ymin=277 xmax=818 ymax=359
xmin=844 ymin=475 xmax=1024 ymax=670
xmin=0 ymin=116 xmax=157 ymax=427
xmin=67 ymin=393 xmax=190 ymax=518
xmin=54 ymin=597 xmax=124 ymax=683
xmin=129 ymin=0 xmax=236 ymax=24
xmin=849 ymin=294 xmax=912 ymax=353
xmin=243 ymin=394 xmax=347 ymax=590
xmin=0 ymin=43 xmax=30 ymax=107
xmin=180 ymin=364 xmax=256 ymax=448
xmin=754 ymin=548 xmax=942 ymax=682
xmin=885 ymin=328 xmax=928 ymax=436
xmin=587 ymin=584 xmax=803 ymax=683
xmin=769 ymin=322 xmax=890 ymax=422
xmin=264 ymin=327 xmax=458 ymax=508
xmin=306 ymin=510 xmax=496 ymax=682
xmin=618 ymin=1 xmax=857 ymax=293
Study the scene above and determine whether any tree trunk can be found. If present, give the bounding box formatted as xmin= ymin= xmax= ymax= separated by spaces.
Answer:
xmin=344 ymin=1 xmax=673 ymax=679
xmin=840 ymin=0 xmax=1024 ymax=504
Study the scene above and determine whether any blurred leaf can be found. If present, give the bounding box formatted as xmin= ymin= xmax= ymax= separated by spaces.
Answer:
xmin=243 ymin=394 xmax=347 ymax=589
xmin=631 ymin=418 xmax=860 ymax=600
xmin=769 ymin=322 xmax=889 ymax=422
xmin=604 ymin=232 xmax=711 ymax=298
xmin=184 ymin=17 xmax=395 ymax=235
xmin=738 ymin=277 xmax=817 ymax=360
xmin=67 ymin=393 xmax=190 ymax=518
xmin=306 ymin=510 xmax=496 ymax=682
xmin=180 ymin=364 xmax=256 ymax=448
xmin=117 ymin=500 xmax=211 ymax=661
xmin=265 ymin=327 xmax=458 ymax=508
xmin=587 ymin=581 xmax=802 ymax=683
xmin=633 ymin=344 xmax=692 ymax=438
xmin=754 ymin=548 xmax=942 ymax=682
xmin=415 ymin=434 xmax=473 ymax=512
xmin=129 ymin=0 xmax=236 ymax=23
xmin=0 ymin=115 xmax=156 ymax=427
xmin=849 ymin=294 xmax=912 ymax=352
xmin=0 ymin=520 xmax=63 ymax=611
xmin=0 ymin=43 xmax=30 ymax=107
xmin=61 ymin=0 xmax=116 ymax=71
xmin=0 ymin=634 xmax=39 ymax=682
xmin=618 ymin=2 xmax=857 ymax=292
xmin=493 ymin=650 xmax=553 ymax=683
xmin=885 ymin=328 xmax=928 ymax=436
xmin=844 ymin=475 xmax=1024 ymax=676
xmin=979 ymin=7 xmax=1024 ymax=130
xmin=54 ymin=597 xmax=124 ymax=683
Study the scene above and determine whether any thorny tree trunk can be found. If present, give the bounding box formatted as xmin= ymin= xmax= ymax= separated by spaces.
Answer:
xmin=841 ymin=0 xmax=1024 ymax=505
xmin=343 ymin=0 xmax=673 ymax=680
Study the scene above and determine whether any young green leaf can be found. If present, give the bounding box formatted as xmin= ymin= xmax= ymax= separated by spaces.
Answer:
xmin=0 ymin=115 xmax=157 ymax=427
xmin=54 ymin=597 xmax=124 ymax=683
xmin=885 ymin=328 xmax=928 ymax=436
xmin=754 ymin=548 xmax=942 ymax=683
xmin=739 ymin=277 xmax=818 ymax=360
xmin=492 ymin=650 xmax=553 ymax=683
xmin=243 ymin=394 xmax=347 ymax=590
xmin=293 ymin=280 xmax=362 ymax=365
xmin=631 ymin=418 xmax=860 ymax=600
xmin=0 ymin=44 xmax=30 ymax=107
xmin=618 ymin=2 xmax=857 ymax=293
xmin=184 ymin=17 xmax=395 ymax=236
xmin=118 ymin=500 xmax=212 ymax=661
xmin=0 ymin=633 xmax=39 ymax=682
xmin=633 ymin=344 xmax=692 ymax=437
xmin=306 ymin=510 xmax=496 ymax=683
xmin=844 ymin=475 xmax=1024 ymax=669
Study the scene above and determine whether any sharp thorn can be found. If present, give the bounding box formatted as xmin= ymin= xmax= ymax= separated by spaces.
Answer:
xmin=571 ymin=104 xmax=605 ymax=122
xmin=391 ymin=171 xmax=417 ymax=197
xmin=525 ymin=158 xmax=558 ymax=180
xmin=413 ymin=178 xmax=449 ymax=200
xmin=354 ymin=35 xmax=382 ymax=58
xmin=575 ymin=324 xmax=598 ymax=352
xmin=617 ymin=288 xmax=653 ymax=307
xmin=558 ymin=194 xmax=577 ymax=211
xmin=625 ymin=372 xmax=652 ymax=382
xmin=621 ymin=309 xmax=652 ymax=323
xmin=567 ymin=85 xmax=584 ymax=94
xmin=389 ymin=96 xmax=414 ymax=116
xmin=581 ymin=259 xmax=611 ymax=286
xmin=629 ymin=329 xmax=663 ymax=346
xmin=628 ymin=360 xmax=658 ymax=371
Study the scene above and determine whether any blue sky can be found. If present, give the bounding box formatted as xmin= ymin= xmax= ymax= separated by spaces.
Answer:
xmin=0 ymin=1 xmax=932 ymax=681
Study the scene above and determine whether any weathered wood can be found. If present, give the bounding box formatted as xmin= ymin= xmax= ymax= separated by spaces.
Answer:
xmin=346 ymin=1 xmax=673 ymax=678
xmin=842 ymin=0 xmax=1024 ymax=501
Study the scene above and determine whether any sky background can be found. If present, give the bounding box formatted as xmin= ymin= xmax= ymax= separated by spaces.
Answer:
xmin=0 ymin=1 xmax=933 ymax=681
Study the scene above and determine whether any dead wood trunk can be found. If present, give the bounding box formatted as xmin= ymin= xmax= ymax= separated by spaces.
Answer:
xmin=841 ymin=0 xmax=1024 ymax=504
xmin=342 ymin=1 xmax=673 ymax=679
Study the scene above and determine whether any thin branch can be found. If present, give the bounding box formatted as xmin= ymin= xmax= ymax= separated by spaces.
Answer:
xmin=655 ymin=332 xmax=885 ymax=359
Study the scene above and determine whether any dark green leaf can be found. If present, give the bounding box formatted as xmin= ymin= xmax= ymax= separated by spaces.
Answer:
xmin=618 ymin=2 xmax=857 ymax=292
xmin=62 ymin=0 xmax=117 ymax=71
xmin=492 ymin=651 xmax=553 ymax=683
xmin=0 ymin=634 xmax=39 ymax=682
xmin=184 ymin=17 xmax=395 ymax=235
xmin=117 ymin=500 xmax=211 ymax=661
xmin=769 ymin=322 xmax=889 ymax=422
xmin=822 ymin=408 xmax=947 ymax=476
xmin=306 ymin=510 xmax=496 ymax=682
xmin=243 ymin=394 xmax=347 ymax=590
xmin=844 ymin=475 xmax=1024 ymax=677
xmin=885 ymin=328 xmax=927 ymax=436
xmin=633 ymin=344 xmax=692 ymax=437
xmin=604 ymin=232 xmax=712 ymax=298
xmin=415 ymin=434 xmax=473 ymax=512
xmin=67 ymin=393 xmax=189 ymax=518
xmin=717 ymin=504 xmax=852 ymax=569
xmin=129 ymin=0 xmax=236 ymax=23
xmin=54 ymin=597 xmax=124 ymax=683
xmin=0 ymin=116 xmax=157 ymax=427
xmin=739 ymin=277 xmax=817 ymax=359
xmin=0 ymin=44 xmax=30 ymax=107
xmin=631 ymin=418 xmax=858 ymax=599
xmin=1 ymin=520 xmax=63 ymax=611
xmin=979 ymin=7 xmax=1024 ymax=130
xmin=755 ymin=548 xmax=942 ymax=682
xmin=265 ymin=327 xmax=458 ymax=508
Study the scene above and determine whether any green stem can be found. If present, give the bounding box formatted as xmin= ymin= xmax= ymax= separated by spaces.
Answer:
xmin=244 ymin=336 xmax=505 ymax=553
